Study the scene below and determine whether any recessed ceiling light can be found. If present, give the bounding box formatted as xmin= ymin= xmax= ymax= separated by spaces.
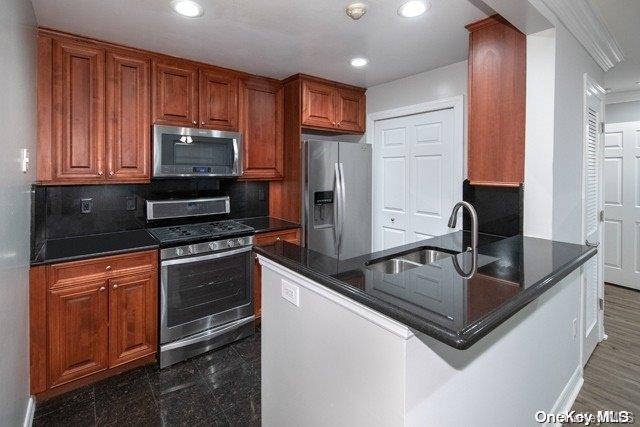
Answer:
xmin=398 ymin=1 xmax=429 ymax=18
xmin=346 ymin=3 xmax=367 ymax=20
xmin=171 ymin=0 xmax=204 ymax=18
xmin=350 ymin=57 xmax=369 ymax=68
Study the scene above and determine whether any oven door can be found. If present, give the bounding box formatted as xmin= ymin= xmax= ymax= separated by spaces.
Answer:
xmin=153 ymin=125 xmax=242 ymax=177
xmin=160 ymin=246 xmax=253 ymax=343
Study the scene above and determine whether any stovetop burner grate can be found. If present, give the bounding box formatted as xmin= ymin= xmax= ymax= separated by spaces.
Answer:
xmin=148 ymin=220 xmax=254 ymax=244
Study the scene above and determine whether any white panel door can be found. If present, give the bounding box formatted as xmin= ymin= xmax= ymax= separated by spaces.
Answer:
xmin=374 ymin=108 xmax=457 ymax=250
xmin=582 ymin=81 xmax=604 ymax=366
xmin=604 ymin=120 xmax=640 ymax=290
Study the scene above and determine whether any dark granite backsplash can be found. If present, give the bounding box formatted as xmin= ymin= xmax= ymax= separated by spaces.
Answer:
xmin=32 ymin=179 xmax=269 ymax=247
xmin=463 ymin=180 xmax=523 ymax=237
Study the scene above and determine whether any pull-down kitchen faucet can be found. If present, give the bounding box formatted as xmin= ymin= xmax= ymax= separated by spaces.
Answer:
xmin=447 ymin=201 xmax=478 ymax=279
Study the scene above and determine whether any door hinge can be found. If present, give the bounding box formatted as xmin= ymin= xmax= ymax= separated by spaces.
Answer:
xmin=599 ymin=122 xmax=605 ymax=134
xmin=599 ymin=210 xmax=604 ymax=222
xmin=599 ymin=298 xmax=604 ymax=310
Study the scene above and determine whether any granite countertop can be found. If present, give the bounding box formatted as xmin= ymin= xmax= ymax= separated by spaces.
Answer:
xmin=31 ymin=230 xmax=160 ymax=266
xmin=254 ymin=231 xmax=597 ymax=349
xmin=237 ymin=216 xmax=300 ymax=234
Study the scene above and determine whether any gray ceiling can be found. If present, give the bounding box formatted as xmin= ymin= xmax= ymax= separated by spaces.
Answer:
xmin=31 ymin=0 xmax=487 ymax=87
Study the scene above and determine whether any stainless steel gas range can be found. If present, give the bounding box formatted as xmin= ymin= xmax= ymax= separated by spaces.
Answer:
xmin=146 ymin=197 xmax=255 ymax=368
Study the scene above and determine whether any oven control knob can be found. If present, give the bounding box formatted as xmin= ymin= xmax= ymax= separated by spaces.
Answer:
xmin=209 ymin=242 xmax=215 ymax=250
xmin=175 ymin=247 xmax=184 ymax=256
xmin=227 ymin=239 xmax=235 ymax=247
xmin=236 ymin=238 xmax=244 ymax=246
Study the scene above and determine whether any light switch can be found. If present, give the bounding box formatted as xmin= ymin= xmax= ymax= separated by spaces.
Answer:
xmin=21 ymin=148 xmax=29 ymax=173
xmin=281 ymin=280 xmax=300 ymax=307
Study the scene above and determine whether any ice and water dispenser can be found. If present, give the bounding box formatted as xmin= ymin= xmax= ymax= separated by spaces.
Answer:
xmin=312 ymin=191 xmax=334 ymax=228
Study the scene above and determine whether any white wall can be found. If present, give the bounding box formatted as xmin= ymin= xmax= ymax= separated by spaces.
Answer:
xmin=0 ymin=0 xmax=37 ymax=424
xmin=605 ymin=100 xmax=640 ymax=123
xmin=524 ymin=28 xmax=556 ymax=239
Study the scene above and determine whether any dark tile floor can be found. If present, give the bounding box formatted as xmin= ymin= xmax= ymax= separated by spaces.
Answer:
xmin=33 ymin=329 xmax=262 ymax=426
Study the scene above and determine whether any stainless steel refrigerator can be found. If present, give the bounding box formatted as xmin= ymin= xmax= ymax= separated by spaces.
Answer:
xmin=302 ymin=139 xmax=372 ymax=260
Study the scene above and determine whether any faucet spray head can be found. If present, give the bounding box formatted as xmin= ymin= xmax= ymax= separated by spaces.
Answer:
xmin=447 ymin=209 xmax=458 ymax=228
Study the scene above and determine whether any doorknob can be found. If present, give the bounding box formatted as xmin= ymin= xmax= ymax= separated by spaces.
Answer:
xmin=585 ymin=240 xmax=600 ymax=248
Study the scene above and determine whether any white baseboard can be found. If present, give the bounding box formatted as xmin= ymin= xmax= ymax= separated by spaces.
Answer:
xmin=23 ymin=396 xmax=35 ymax=427
xmin=550 ymin=364 xmax=583 ymax=424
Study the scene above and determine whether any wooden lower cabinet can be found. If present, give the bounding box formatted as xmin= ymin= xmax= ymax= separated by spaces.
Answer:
xmin=253 ymin=228 xmax=300 ymax=318
xmin=109 ymin=272 xmax=157 ymax=367
xmin=48 ymin=279 xmax=109 ymax=387
xmin=30 ymin=250 xmax=158 ymax=397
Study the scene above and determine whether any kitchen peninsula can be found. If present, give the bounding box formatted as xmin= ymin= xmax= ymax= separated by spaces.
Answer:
xmin=255 ymin=232 xmax=596 ymax=426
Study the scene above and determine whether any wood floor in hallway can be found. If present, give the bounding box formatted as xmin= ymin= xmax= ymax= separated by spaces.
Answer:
xmin=572 ymin=284 xmax=640 ymax=420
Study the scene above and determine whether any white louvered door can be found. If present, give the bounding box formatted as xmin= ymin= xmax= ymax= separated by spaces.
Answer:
xmin=582 ymin=78 xmax=604 ymax=365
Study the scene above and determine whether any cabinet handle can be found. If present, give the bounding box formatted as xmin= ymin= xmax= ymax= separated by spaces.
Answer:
xmin=99 ymin=286 xmax=106 ymax=292
xmin=113 ymin=284 xmax=118 ymax=289
xmin=105 ymin=265 xmax=112 ymax=271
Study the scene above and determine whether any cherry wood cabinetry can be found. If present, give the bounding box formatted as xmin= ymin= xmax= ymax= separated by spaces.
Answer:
xmin=106 ymin=50 xmax=150 ymax=181
xmin=299 ymin=75 xmax=365 ymax=133
xmin=253 ymin=228 xmax=301 ymax=318
xmin=109 ymin=272 xmax=157 ymax=367
xmin=240 ymin=77 xmax=284 ymax=180
xmin=152 ymin=58 xmax=199 ymax=126
xmin=29 ymin=250 xmax=158 ymax=397
xmin=199 ymin=68 xmax=239 ymax=130
xmin=48 ymin=279 xmax=109 ymax=387
xmin=52 ymin=38 xmax=105 ymax=182
xmin=38 ymin=32 xmax=151 ymax=184
xmin=466 ymin=15 xmax=526 ymax=187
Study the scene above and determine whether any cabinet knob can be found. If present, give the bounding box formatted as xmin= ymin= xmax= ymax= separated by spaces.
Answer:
xmin=99 ymin=286 xmax=106 ymax=292
xmin=192 ymin=120 xmax=197 ymax=125
xmin=105 ymin=265 xmax=112 ymax=271
xmin=201 ymin=121 xmax=205 ymax=125
xmin=113 ymin=284 xmax=118 ymax=289
xmin=98 ymin=171 xmax=104 ymax=176
xmin=109 ymin=171 xmax=114 ymax=176
xmin=391 ymin=218 xmax=395 ymax=223
xmin=276 ymin=237 xmax=281 ymax=241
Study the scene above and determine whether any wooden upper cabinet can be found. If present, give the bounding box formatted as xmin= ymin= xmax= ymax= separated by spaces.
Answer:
xmin=106 ymin=50 xmax=150 ymax=182
xmin=335 ymin=87 xmax=365 ymax=132
xmin=240 ymin=77 xmax=284 ymax=180
xmin=152 ymin=58 xmax=198 ymax=126
xmin=301 ymin=80 xmax=336 ymax=129
xmin=109 ymin=272 xmax=157 ymax=367
xmin=48 ymin=280 xmax=109 ymax=387
xmin=52 ymin=39 xmax=105 ymax=181
xmin=299 ymin=76 xmax=366 ymax=133
xmin=199 ymin=68 xmax=239 ymax=130
xmin=466 ymin=15 xmax=526 ymax=186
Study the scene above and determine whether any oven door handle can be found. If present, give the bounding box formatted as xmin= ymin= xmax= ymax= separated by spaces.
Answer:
xmin=162 ymin=245 xmax=253 ymax=266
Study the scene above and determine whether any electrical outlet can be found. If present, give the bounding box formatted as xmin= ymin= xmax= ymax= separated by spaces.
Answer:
xmin=126 ymin=196 xmax=136 ymax=211
xmin=81 ymin=198 xmax=93 ymax=214
xmin=281 ymin=280 xmax=300 ymax=307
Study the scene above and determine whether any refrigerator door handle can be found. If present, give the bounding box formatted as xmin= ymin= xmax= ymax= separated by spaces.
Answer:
xmin=333 ymin=163 xmax=341 ymax=253
xmin=338 ymin=162 xmax=346 ymax=251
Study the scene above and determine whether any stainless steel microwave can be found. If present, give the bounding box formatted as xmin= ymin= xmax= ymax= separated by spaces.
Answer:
xmin=153 ymin=125 xmax=242 ymax=178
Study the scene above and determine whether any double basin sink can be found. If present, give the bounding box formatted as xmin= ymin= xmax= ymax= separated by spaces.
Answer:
xmin=365 ymin=247 xmax=459 ymax=274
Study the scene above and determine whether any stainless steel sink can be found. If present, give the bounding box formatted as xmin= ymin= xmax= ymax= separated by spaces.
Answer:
xmin=365 ymin=248 xmax=456 ymax=274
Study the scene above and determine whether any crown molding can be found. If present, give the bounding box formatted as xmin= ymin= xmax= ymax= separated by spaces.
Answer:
xmin=541 ymin=0 xmax=624 ymax=71
xmin=605 ymin=89 xmax=640 ymax=105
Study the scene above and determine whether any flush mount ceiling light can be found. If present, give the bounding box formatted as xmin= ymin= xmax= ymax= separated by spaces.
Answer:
xmin=398 ymin=0 xmax=429 ymax=18
xmin=170 ymin=0 xmax=204 ymax=17
xmin=346 ymin=3 xmax=367 ymax=20
xmin=350 ymin=57 xmax=369 ymax=68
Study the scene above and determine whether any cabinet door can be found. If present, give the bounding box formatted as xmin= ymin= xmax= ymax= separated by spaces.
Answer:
xmin=301 ymin=80 xmax=336 ymax=129
xmin=106 ymin=51 xmax=150 ymax=182
xmin=335 ymin=87 xmax=365 ymax=133
xmin=48 ymin=280 xmax=109 ymax=387
xmin=52 ymin=39 xmax=105 ymax=181
xmin=199 ymin=68 xmax=239 ymax=130
xmin=109 ymin=272 xmax=157 ymax=367
xmin=240 ymin=78 xmax=284 ymax=180
xmin=152 ymin=59 xmax=198 ymax=126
